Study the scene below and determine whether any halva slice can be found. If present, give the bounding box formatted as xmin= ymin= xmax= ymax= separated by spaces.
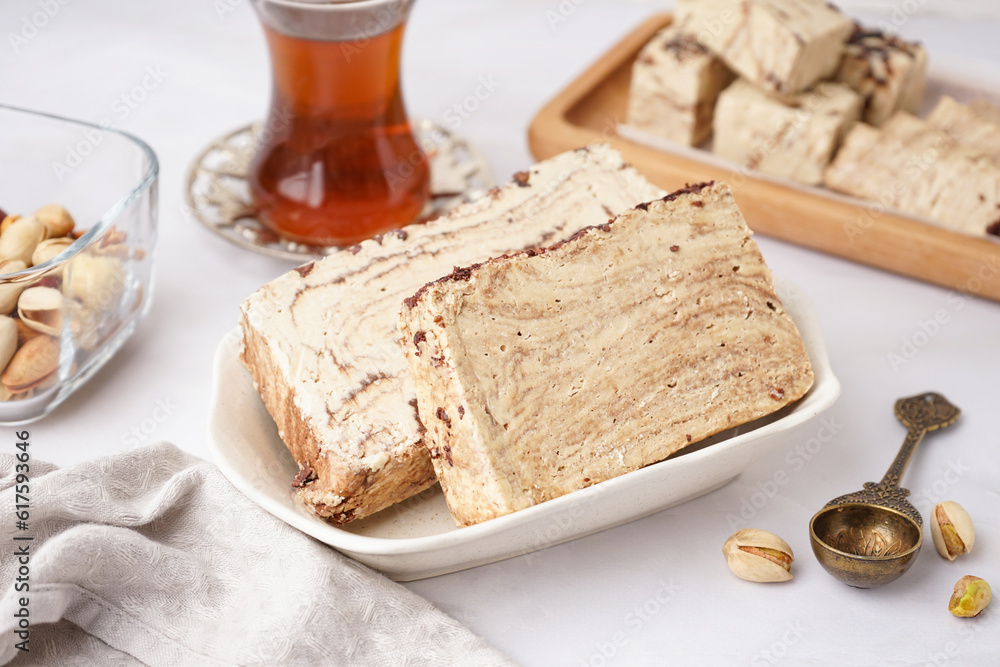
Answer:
xmin=674 ymin=0 xmax=853 ymax=94
xmin=626 ymin=21 xmax=735 ymax=145
xmin=239 ymin=145 xmax=664 ymax=525
xmin=713 ymin=79 xmax=861 ymax=184
xmin=399 ymin=182 xmax=814 ymax=526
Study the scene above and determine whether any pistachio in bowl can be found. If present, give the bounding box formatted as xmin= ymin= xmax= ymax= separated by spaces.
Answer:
xmin=0 ymin=104 xmax=158 ymax=424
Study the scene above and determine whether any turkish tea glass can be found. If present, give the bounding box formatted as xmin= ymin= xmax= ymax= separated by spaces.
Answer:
xmin=248 ymin=0 xmax=430 ymax=246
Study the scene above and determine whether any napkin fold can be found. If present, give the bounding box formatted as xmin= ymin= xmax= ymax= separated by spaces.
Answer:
xmin=0 ymin=443 xmax=515 ymax=667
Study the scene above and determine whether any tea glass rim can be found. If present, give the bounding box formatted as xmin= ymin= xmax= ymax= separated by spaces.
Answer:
xmin=255 ymin=0 xmax=413 ymax=10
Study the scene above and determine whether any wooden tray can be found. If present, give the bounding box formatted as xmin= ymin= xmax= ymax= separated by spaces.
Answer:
xmin=528 ymin=13 xmax=1000 ymax=303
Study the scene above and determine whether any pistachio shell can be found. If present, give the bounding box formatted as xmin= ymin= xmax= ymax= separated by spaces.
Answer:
xmin=31 ymin=236 xmax=74 ymax=267
xmin=949 ymin=575 xmax=991 ymax=617
xmin=98 ymin=229 xmax=127 ymax=247
xmin=0 ymin=214 xmax=21 ymax=235
xmin=0 ymin=259 xmax=26 ymax=276
xmin=15 ymin=317 xmax=41 ymax=346
xmin=93 ymin=243 xmax=131 ymax=260
xmin=0 ymin=260 xmax=29 ymax=315
xmin=931 ymin=501 xmax=975 ymax=561
xmin=17 ymin=286 xmax=66 ymax=336
xmin=0 ymin=316 xmax=17 ymax=372
xmin=63 ymin=253 xmax=125 ymax=313
xmin=723 ymin=529 xmax=794 ymax=582
xmin=32 ymin=204 xmax=75 ymax=238
xmin=1 ymin=334 xmax=59 ymax=393
xmin=0 ymin=217 xmax=47 ymax=265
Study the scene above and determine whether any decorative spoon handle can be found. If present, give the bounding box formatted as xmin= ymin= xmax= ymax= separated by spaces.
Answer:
xmin=880 ymin=392 xmax=961 ymax=489
xmin=878 ymin=427 xmax=926 ymax=489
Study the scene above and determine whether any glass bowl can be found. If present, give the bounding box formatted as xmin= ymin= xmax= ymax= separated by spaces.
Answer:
xmin=0 ymin=104 xmax=158 ymax=424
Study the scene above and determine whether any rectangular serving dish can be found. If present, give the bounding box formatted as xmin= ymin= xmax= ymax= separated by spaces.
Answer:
xmin=528 ymin=13 xmax=1000 ymax=303
xmin=208 ymin=279 xmax=838 ymax=581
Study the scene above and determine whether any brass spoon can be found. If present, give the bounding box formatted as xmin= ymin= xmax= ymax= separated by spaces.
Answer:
xmin=809 ymin=392 xmax=960 ymax=588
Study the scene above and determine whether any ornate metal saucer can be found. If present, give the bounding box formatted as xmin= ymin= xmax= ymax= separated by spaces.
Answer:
xmin=184 ymin=119 xmax=494 ymax=261
xmin=809 ymin=392 xmax=960 ymax=588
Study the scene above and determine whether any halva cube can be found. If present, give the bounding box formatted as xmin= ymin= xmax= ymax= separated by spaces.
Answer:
xmin=627 ymin=22 xmax=735 ymax=145
xmin=714 ymin=79 xmax=862 ymax=184
xmin=835 ymin=26 xmax=928 ymax=127
xmin=675 ymin=0 xmax=854 ymax=94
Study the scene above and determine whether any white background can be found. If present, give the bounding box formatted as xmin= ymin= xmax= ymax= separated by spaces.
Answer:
xmin=3 ymin=0 xmax=1000 ymax=665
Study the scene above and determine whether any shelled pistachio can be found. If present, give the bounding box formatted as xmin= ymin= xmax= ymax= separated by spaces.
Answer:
xmin=949 ymin=576 xmax=991 ymax=618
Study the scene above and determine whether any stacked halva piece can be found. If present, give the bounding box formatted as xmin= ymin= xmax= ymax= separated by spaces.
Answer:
xmin=627 ymin=0 xmax=924 ymax=185
xmin=628 ymin=0 xmax=1000 ymax=236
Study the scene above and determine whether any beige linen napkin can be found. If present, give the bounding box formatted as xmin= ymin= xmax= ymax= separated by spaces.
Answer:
xmin=0 ymin=443 xmax=515 ymax=667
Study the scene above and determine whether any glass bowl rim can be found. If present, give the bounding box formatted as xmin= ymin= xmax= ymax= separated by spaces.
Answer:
xmin=0 ymin=102 xmax=159 ymax=280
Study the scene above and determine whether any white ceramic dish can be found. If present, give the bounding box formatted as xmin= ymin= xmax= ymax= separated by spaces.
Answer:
xmin=207 ymin=279 xmax=839 ymax=581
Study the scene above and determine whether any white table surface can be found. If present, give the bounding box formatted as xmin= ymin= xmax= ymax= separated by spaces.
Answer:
xmin=5 ymin=0 xmax=1000 ymax=664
